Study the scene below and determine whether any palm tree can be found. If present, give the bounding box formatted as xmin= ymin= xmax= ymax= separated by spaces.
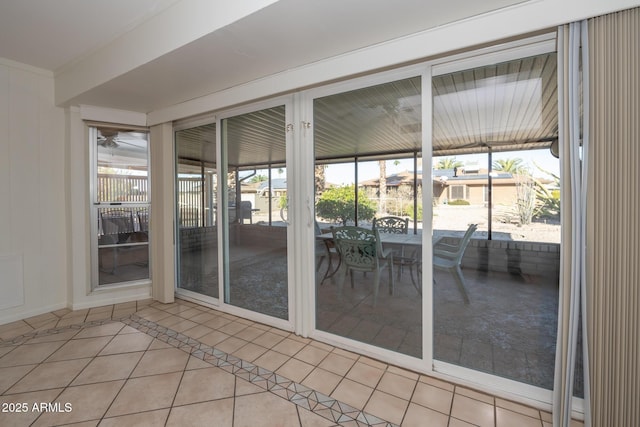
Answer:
xmin=435 ymin=157 xmax=463 ymax=170
xmin=492 ymin=158 xmax=526 ymax=174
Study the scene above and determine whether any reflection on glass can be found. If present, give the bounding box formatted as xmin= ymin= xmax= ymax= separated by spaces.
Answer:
xmin=431 ymin=53 xmax=560 ymax=390
xmin=222 ymin=106 xmax=288 ymax=320
xmin=314 ymin=76 xmax=422 ymax=358
xmin=175 ymin=123 xmax=218 ymax=298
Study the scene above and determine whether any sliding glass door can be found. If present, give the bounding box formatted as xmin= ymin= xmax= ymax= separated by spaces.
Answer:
xmin=220 ymin=103 xmax=291 ymax=320
xmin=312 ymin=75 xmax=424 ymax=357
xmin=175 ymin=122 xmax=219 ymax=299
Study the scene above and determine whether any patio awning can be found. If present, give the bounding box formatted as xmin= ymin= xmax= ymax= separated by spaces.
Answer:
xmin=175 ymin=51 xmax=558 ymax=167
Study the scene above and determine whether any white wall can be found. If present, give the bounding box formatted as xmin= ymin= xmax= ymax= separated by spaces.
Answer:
xmin=0 ymin=59 xmax=68 ymax=324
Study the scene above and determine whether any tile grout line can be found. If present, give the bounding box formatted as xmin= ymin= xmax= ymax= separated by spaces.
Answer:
xmin=129 ymin=314 xmax=396 ymax=426
xmin=40 ymin=314 xmax=398 ymax=427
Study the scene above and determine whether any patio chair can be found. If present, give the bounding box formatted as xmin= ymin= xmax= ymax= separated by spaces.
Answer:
xmin=433 ymin=223 xmax=477 ymax=304
xmin=331 ymin=226 xmax=394 ymax=307
xmin=373 ymin=216 xmax=416 ymax=280
xmin=315 ymin=221 xmax=338 ymax=284
xmin=100 ymin=210 xmax=135 ymax=273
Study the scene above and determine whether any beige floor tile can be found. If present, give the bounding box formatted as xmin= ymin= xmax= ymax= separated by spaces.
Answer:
xmin=0 ymin=345 xmax=15 ymax=358
xmin=99 ymin=408 xmax=170 ymax=427
xmin=135 ymin=308 xmax=172 ymax=322
xmin=234 ymin=325 xmax=268 ymax=342
xmin=71 ymin=352 xmax=144 ymax=385
xmin=131 ymin=347 xmax=189 ymax=377
xmin=116 ymin=325 xmax=140 ymax=335
xmin=411 ymin=382 xmax=454 ymax=415
xmin=58 ymin=420 xmax=98 ymax=426
xmin=276 ymin=358 xmax=315 ymax=383
xmin=24 ymin=313 xmax=59 ymax=326
xmin=318 ymin=352 xmax=356 ymax=376
xmin=164 ymin=319 xmax=198 ymax=333
xmin=0 ymin=321 xmax=34 ymax=341
xmin=155 ymin=315 xmax=184 ymax=328
xmin=217 ymin=321 xmax=249 ymax=336
xmin=294 ymin=344 xmax=330 ymax=366
xmin=106 ymin=372 xmax=182 ymax=417
xmin=357 ymin=356 xmax=388 ymax=370
xmin=215 ymin=336 xmax=249 ymax=354
xmin=55 ymin=317 xmax=87 ymax=328
xmin=7 ymin=358 xmax=92 ymax=393
xmin=167 ymin=399 xmax=234 ymax=427
xmin=272 ymin=337 xmax=306 ymax=356
xmin=85 ymin=312 xmax=113 ymax=322
xmin=99 ymin=332 xmax=153 ymax=355
xmin=402 ymin=402 xmax=450 ymax=427
xmin=448 ymin=417 xmax=478 ymax=427
xmin=47 ymin=336 xmax=112 ymax=362
xmin=301 ymin=367 xmax=342 ymax=396
xmin=496 ymin=407 xmax=542 ymax=427
xmin=308 ymin=340 xmax=334 ymax=352
xmin=345 ymin=361 xmax=385 ymax=388
xmin=332 ymin=347 xmax=359 ymax=360
xmin=540 ymin=410 xmax=552 ymax=422
xmin=175 ymin=307 xmax=203 ymax=320
xmin=331 ymin=378 xmax=373 ymax=410
xmin=26 ymin=330 xmax=81 ymax=345
xmin=233 ymin=342 xmax=269 ymax=362
xmin=147 ymin=339 xmax=173 ymax=350
xmin=31 ymin=380 xmax=124 ymax=426
xmin=252 ymin=331 xmax=286 ymax=348
xmin=419 ymin=374 xmax=456 ymax=392
xmin=235 ymin=377 xmax=268 ymax=396
xmin=496 ymin=397 xmax=541 ymax=418
xmin=186 ymin=312 xmax=217 ymax=324
xmin=298 ymin=406 xmax=336 ymax=427
xmin=185 ymin=355 xmax=213 ymax=370
xmin=376 ymin=371 xmax=416 ymax=401
xmin=364 ymin=390 xmax=409 ymax=425
xmin=234 ymin=392 xmax=300 ymax=427
xmin=198 ymin=330 xmax=231 ymax=347
xmin=386 ymin=365 xmax=420 ymax=380
xmin=455 ymin=386 xmax=494 ymax=405
xmin=253 ymin=350 xmax=290 ymax=372
xmin=0 ymin=341 xmax=65 ymax=367
xmin=203 ymin=316 xmax=233 ymax=330
xmin=450 ymin=394 xmax=495 ymax=427
xmin=89 ymin=305 xmax=114 ymax=314
xmin=0 ymin=364 xmax=37 ymax=394
xmin=0 ymin=388 xmax=63 ymax=427
xmin=173 ymin=367 xmax=235 ymax=406
xmin=181 ymin=324 xmax=214 ymax=339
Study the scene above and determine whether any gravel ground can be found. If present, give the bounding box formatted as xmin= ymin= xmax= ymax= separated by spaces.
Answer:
xmin=433 ymin=205 xmax=561 ymax=243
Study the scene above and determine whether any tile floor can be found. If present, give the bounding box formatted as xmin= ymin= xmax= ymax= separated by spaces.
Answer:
xmin=0 ymin=299 xmax=575 ymax=426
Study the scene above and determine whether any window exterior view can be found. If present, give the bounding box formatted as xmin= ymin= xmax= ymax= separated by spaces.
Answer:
xmin=1 ymin=3 xmax=638 ymax=427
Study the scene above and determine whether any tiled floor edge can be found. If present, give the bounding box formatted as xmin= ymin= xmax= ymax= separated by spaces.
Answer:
xmin=123 ymin=314 xmax=397 ymax=427
xmin=1 ymin=314 xmax=398 ymax=427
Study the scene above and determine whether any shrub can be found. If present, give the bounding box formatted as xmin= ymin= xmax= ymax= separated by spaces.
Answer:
xmin=404 ymin=203 xmax=423 ymax=220
xmin=316 ymin=185 xmax=376 ymax=225
xmin=447 ymin=199 xmax=470 ymax=206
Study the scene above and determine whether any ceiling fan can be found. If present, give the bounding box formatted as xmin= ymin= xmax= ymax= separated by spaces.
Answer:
xmin=97 ymin=129 xmax=121 ymax=148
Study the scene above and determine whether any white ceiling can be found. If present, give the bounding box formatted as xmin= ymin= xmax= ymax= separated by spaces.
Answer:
xmin=0 ymin=0 xmax=528 ymax=113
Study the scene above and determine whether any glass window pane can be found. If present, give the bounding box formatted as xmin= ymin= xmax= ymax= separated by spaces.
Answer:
xmin=96 ymin=128 xmax=149 ymax=203
xmin=431 ymin=53 xmax=560 ymax=390
xmin=314 ymin=76 xmax=422 ymax=358
xmin=97 ymin=207 xmax=149 ymax=285
xmin=175 ymin=123 xmax=219 ymax=298
xmin=222 ymin=106 xmax=289 ymax=320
